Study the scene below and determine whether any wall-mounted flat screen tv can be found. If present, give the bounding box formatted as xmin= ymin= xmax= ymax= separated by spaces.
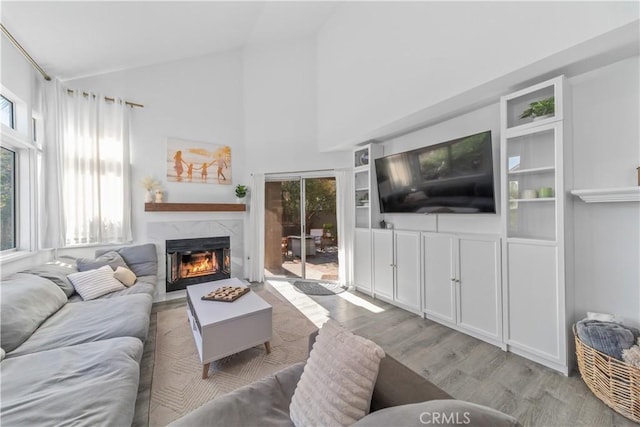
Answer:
xmin=374 ymin=130 xmax=496 ymax=214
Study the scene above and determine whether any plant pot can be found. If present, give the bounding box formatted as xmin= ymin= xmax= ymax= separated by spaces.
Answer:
xmin=236 ymin=197 xmax=246 ymax=204
xmin=144 ymin=190 xmax=154 ymax=203
xmin=533 ymin=114 xmax=553 ymax=122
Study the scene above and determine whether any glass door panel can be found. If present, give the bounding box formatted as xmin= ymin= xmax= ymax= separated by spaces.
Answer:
xmin=264 ymin=179 xmax=302 ymax=279
xmin=304 ymin=177 xmax=338 ymax=281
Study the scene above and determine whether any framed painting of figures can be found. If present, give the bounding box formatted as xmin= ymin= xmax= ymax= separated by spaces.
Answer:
xmin=166 ymin=138 xmax=231 ymax=185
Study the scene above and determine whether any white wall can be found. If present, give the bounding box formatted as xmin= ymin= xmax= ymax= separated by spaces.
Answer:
xmin=317 ymin=2 xmax=639 ymax=149
xmin=570 ymin=56 xmax=640 ymax=328
xmin=243 ymin=36 xmax=348 ymax=177
xmin=67 ymin=51 xmax=247 ymax=247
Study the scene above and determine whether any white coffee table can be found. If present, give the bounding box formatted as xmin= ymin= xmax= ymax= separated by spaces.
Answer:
xmin=186 ymin=278 xmax=273 ymax=379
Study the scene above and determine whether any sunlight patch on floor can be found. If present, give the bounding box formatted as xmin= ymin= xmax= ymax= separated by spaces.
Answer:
xmin=337 ymin=290 xmax=385 ymax=314
xmin=266 ymin=280 xmax=330 ymax=328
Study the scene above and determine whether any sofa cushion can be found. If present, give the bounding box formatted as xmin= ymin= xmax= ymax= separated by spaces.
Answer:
xmin=114 ymin=266 xmax=137 ymax=286
xmin=7 ymin=293 xmax=152 ymax=358
xmin=169 ymin=362 xmax=304 ymax=427
xmin=68 ymin=265 xmax=126 ymax=300
xmin=352 ymin=400 xmax=520 ymax=427
xmin=77 ymin=251 xmax=129 ymax=272
xmin=67 ymin=279 xmax=155 ymax=302
xmin=22 ymin=257 xmax=78 ymax=297
xmin=0 ymin=273 xmax=67 ymax=353
xmin=96 ymin=243 xmax=157 ymax=277
xmin=0 ymin=337 xmax=143 ymax=427
xmin=290 ymin=319 xmax=385 ymax=427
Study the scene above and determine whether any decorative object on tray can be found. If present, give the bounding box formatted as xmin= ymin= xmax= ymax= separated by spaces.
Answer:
xmin=201 ymin=286 xmax=250 ymax=302
xmin=519 ymin=96 xmax=554 ymax=121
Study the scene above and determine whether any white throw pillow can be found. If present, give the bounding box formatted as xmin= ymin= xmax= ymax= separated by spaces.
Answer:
xmin=114 ymin=266 xmax=137 ymax=287
xmin=67 ymin=265 xmax=125 ymax=300
xmin=290 ymin=319 xmax=385 ymax=427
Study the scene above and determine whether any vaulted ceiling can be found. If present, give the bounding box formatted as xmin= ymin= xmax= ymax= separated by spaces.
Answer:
xmin=1 ymin=1 xmax=339 ymax=80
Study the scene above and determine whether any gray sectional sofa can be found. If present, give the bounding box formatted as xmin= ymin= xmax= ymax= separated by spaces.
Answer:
xmin=0 ymin=244 xmax=157 ymax=426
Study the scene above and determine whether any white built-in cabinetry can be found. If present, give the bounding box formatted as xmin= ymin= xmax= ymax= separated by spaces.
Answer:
xmin=500 ymin=75 xmax=573 ymax=375
xmin=353 ymin=144 xmax=382 ymax=295
xmin=372 ymin=229 xmax=421 ymax=314
xmin=422 ymin=233 xmax=503 ymax=347
xmin=353 ymin=228 xmax=373 ymax=293
xmin=349 ymin=75 xmax=574 ymax=375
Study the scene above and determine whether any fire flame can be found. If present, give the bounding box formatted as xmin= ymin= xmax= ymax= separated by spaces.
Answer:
xmin=181 ymin=254 xmax=218 ymax=278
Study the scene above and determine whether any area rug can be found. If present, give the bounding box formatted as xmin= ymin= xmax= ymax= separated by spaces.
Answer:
xmin=149 ymin=288 xmax=318 ymax=426
xmin=293 ymin=280 xmax=346 ymax=295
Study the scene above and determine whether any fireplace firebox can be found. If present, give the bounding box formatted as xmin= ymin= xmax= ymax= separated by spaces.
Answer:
xmin=166 ymin=236 xmax=230 ymax=292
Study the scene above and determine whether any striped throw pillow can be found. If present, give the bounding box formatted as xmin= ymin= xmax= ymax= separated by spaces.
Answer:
xmin=67 ymin=265 xmax=126 ymax=300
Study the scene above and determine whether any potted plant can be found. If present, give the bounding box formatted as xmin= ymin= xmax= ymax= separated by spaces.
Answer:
xmin=235 ymin=184 xmax=248 ymax=203
xmin=519 ymin=96 xmax=555 ymax=121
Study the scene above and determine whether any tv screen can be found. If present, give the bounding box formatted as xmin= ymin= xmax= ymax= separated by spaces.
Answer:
xmin=374 ymin=130 xmax=496 ymax=214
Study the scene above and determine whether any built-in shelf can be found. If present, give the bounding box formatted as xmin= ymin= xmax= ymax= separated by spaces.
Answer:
xmin=508 ymin=166 xmax=555 ymax=175
xmin=510 ymin=197 xmax=555 ymax=202
xmin=571 ymin=187 xmax=640 ymax=203
xmin=144 ymin=203 xmax=246 ymax=212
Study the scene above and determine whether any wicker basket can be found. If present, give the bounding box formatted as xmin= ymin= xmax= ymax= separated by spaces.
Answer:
xmin=574 ymin=325 xmax=640 ymax=422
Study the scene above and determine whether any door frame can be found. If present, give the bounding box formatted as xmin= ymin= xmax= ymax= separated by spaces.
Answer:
xmin=264 ymin=170 xmax=336 ymax=281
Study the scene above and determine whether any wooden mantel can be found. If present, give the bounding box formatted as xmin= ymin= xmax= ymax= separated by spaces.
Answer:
xmin=144 ymin=202 xmax=246 ymax=212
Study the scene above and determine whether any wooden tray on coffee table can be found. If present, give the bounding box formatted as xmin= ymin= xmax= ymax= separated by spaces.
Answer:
xmin=201 ymin=286 xmax=250 ymax=302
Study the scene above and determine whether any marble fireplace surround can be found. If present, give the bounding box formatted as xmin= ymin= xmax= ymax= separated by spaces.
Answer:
xmin=147 ymin=219 xmax=244 ymax=300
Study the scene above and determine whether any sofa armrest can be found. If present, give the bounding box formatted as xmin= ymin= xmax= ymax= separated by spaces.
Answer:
xmin=371 ymin=354 xmax=451 ymax=412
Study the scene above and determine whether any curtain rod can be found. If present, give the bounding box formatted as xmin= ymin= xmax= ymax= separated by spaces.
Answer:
xmin=66 ymin=89 xmax=144 ymax=109
xmin=1 ymin=23 xmax=51 ymax=81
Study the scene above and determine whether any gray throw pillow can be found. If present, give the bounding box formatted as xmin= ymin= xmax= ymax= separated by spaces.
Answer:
xmin=353 ymin=400 xmax=520 ymax=427
xmin=576 ymin=319 xmax=639 ymax=360
xmin=96 ymin=243 xmax=157 ymax=277
xmin=76 ymin=251 xmax=129 ymax=272
xmin=0 ymin=273 xmax=68 ymax=353
xmin=23 ymin=257 xmax=78 ymax=297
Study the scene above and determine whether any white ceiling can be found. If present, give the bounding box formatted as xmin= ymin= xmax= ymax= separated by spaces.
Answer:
xmin=1 ymin=1 xmax=339 ymax=80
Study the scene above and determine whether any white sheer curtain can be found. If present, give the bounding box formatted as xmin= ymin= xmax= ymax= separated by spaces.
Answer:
xmin=336 ymin=169 xmax=354 ymax=287
xmin=40 ymin=80 xmax=66 ymax=248
xmin=248 ymin=173 xmax=265 ymax=282
xmin=58 ymin=87 xmax=132 ymax=246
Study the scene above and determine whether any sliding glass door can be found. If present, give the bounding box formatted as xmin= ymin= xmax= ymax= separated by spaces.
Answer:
xmin=263 ymin=174 xmax=338 ymax=281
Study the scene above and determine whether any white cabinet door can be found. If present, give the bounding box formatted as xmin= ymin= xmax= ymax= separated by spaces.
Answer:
xmin=372 ymin=229 xmax=394 ymax=300
xmin=394 ymin=230 xmax=421 ymax=313
xmin=507 ymin=242 xmax=559 ymax=361
xmin=353 ymin=229 xmax=372 ymax=292
xmin=457 ymin=235 xmax=502 ymax=341
xmin=422 ymin=233 xmax=456 ymax=323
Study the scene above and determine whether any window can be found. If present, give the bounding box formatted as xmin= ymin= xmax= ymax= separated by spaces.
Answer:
xmin=0 ymin=147 xmax=16 ymax=251
xmin=1 ymin=95 xmax=15 ymax=129
xmin=1 ymin=88 xmax=40 ymax=258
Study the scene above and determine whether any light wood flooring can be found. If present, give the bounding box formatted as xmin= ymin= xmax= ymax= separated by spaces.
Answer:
xmin=135 ymin=281 xmax=637 ymax=427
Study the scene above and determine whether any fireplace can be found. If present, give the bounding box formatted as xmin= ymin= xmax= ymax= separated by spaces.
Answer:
xmin=166 ymin=236 xmax=231 ymax=292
